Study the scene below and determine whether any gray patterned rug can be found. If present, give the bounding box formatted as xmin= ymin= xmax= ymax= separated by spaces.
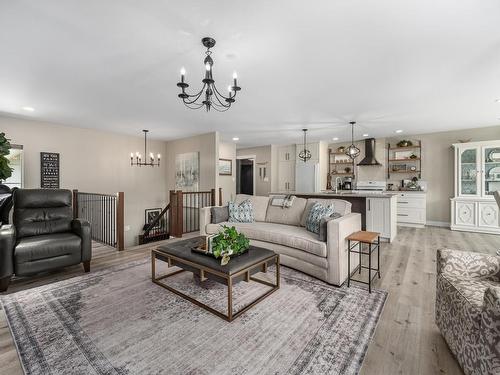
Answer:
xmin=1 ymin=259 xmax=386 ymax=375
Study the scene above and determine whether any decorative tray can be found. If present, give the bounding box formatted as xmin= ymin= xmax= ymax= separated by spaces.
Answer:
xmin=191 ymin=245 xmax=249 ymax=258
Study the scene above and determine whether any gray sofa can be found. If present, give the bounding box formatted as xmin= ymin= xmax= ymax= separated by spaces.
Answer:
xmin=200 ymin=194 xmax=361 ymax=286
xmin=436 ymin=249 xmax=500 ymax=375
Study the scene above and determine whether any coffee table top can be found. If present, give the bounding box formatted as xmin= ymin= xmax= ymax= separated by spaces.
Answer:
xmin=156 ymin=236 xmax=276 ymax=275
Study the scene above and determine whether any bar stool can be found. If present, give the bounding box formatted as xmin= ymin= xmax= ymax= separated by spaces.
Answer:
xmin=347 ymin=230 xmax=381 ymax=293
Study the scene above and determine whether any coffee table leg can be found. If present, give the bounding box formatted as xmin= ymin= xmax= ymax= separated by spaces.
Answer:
xmin=227 ymin=276 xmax=233 ymax=322
xmin=276 ymin=255 xmax=280 ymax=288
xmin=151 ymin=251 xmax=156 ymax=280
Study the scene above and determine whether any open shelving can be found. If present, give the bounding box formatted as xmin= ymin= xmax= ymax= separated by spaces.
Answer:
xmin=387 ymin=140 xmax=422 ymax=179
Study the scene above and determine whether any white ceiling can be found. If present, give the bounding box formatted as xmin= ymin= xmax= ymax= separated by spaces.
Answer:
xmin=0 ymin=0 xmax=499 ymax=148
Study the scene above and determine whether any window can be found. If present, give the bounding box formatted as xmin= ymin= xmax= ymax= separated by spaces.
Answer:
xmin=3 ymin=144 xmax=24 ymax=189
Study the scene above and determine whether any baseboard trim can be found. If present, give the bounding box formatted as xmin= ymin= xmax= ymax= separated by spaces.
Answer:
xmin=426 ymin=221 xmax=451 ymax=228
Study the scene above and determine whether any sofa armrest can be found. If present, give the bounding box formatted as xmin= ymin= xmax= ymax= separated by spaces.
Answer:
xmin=325 ymin=213 xmax=361 ymax=285
xmin=200 ymin=206 xmax=216 ymax=236
xmin=481 ymin=286 xmax=500 ymax=373
xmin=437 ymin=249 xmax=500 ymax=279
xmin=72 ymin=219 xmax=92 ymax=262
xmin=0 ymin=224 xmax=15 ymax=279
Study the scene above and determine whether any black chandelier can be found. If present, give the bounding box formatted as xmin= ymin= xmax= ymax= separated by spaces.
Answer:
xmin=177 ymin=37 xmax=241 ymax=112
xmin=298 ymin=129 xmax=312 ymax=162
xmin=345 ymin=121 xmax=360 ymax=159
xmin=130 ymin=130 xmax=160 ymax=167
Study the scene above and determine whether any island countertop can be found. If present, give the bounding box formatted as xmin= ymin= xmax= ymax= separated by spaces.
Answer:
xmin=269 ymin=191 xmax=397 ymax=198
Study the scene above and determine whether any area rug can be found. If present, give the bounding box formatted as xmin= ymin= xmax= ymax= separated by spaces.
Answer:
xmin=1 ymin=259 xmax=387 ymax=375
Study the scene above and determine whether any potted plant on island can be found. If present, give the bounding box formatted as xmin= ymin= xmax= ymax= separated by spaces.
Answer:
xmin=211 ymin=225 xmax=250 ymax=265
xmin=0 ymin=132 xmax=13 ymax=187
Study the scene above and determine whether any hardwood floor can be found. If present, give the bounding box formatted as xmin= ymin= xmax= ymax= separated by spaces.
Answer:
xmin=0 ymin=228 xmax=499 ymax=374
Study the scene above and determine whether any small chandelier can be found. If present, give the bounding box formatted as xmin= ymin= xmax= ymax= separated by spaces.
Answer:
xmin=298 ymin=129 xmax=312 ymax=162
xmin=345 ymin=121 xmax=360 ymax=159
xmin=130 ymin=130 xmax=160 ymax=167
xmin=177 ymin=37 xmax=241 ymax=112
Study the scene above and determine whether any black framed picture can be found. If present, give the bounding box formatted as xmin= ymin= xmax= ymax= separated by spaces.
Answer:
xmin=145 ymin=208 xmax=162 ymax=229
xmin=40 ymin=152 xmax=60 ymax=188
xmin=219 ymin=158 xmax=232 ymax=175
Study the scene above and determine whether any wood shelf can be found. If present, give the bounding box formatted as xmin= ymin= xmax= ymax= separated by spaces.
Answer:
xmin=330 ymin=173 xmax=354 ymax=176
xmin=389 ymin=158 xmax=420 ymax=162
xmin=330 ymin=161 xmax=353 ymax=165
xmin=390 ymin=170 xmax=421 ymax=173
xmin=389 ymin=145 xmax=421 ymax=150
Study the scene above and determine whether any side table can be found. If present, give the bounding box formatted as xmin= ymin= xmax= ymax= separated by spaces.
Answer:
xmin=347 ymin=230 xmax=381 ymax=293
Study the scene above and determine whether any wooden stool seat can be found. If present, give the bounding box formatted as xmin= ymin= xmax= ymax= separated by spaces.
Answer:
xmin=347 ymin=230 xmax=380 ymax=243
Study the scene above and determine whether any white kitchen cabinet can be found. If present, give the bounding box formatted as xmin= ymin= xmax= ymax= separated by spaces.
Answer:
xmin=278 ymin=161 xmax=295 ymax=191
xmin=278 ymin=145 xmax=296 ymax=162
xmin=366 ymin=196 xmax=397 ymax=242
xmin=451 ymin=140 xmax=500 ymax=234
xmin=396 ymin=192 xmax=426 ymax=227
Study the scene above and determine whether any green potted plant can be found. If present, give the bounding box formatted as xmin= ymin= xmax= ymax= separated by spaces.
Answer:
xmin=211 ymin=225 xmax=250 ymax=265
xmin=0 ymin=132 xmax=13 ymax=184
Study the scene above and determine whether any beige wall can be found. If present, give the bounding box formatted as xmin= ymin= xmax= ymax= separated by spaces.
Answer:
xmin=165 ymin=132 xmax=219 ymax=201
xmin=329 ymin=125 xmax=500 ymax=224
xmin=218 ymin=142 xmax=236 ymax=204
xmin=237 ymin=145 xmax=272 ymax=196
xmin=0 ymin=115 xmax=168 ymax=247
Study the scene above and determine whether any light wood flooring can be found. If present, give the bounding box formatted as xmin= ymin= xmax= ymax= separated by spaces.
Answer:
xmin=1 ymin=228 xmax=499 ymax=374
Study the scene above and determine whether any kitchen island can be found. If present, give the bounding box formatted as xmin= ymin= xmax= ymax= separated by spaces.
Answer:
xmin=271 ymin=191 xmax=398 ymax=242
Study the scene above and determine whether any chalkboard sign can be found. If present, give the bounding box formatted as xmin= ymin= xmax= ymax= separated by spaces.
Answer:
xmin=40 ymin=152 xmax=60 ymax=188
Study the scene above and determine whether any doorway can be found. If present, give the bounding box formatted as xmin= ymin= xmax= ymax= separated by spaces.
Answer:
xmin=236 ymin=158 xmax=255 ymax=195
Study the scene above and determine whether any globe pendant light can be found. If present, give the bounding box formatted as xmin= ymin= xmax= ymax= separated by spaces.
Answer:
xmin=345 ymin=121 xmax=360 ymax=159
xmin=298 ymin=129 xmax=312 ymax=162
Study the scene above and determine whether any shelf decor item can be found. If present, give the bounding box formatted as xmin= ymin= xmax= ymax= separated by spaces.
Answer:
xmin=177 ymin=37 xmax=241 ymax=112
xmin=344 ymin=167 xmax=351 ymax=173
xmin=397 ymin=140 xmax=413 ymax=147
xmin=337 ymin=146 xmax=345 ymax=153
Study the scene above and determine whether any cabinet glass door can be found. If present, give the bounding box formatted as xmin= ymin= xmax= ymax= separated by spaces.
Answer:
xmin=459 ymin=148 xmax=479 ymax=196
xmin=483 ymin=146 xmax=500 ymax=196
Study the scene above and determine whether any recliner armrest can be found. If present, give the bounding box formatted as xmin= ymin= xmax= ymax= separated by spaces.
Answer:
xmin=0 ymin=224 xmax=16 ymax=279
xmin=72 ymin=219 xmax=92 ymax=262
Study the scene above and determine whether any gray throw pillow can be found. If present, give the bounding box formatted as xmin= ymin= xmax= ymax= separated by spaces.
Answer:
xmin=211 ymin=206 xmax=229 ymax=224
xmin=319 ymin=212 xmax=342 ymax=242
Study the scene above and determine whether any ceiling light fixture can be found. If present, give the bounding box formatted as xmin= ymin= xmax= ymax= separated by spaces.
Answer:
xmin=495 ymin=98 xmax=500 ymax=103
xmin=22 ymin=106 xmax=34 ymax=112
xmin=177 ymin=37 xmax=241 ymax=112
xmin=395 ymin=129 xmax=403 ymax=133
xmin=345 ymin=122 xmax=361 ymax=159
xmin=232 ymin=137 xmax=239 ymax=141
xmin=130 ymin=130 xmax=160 ymax=167
xmin=298 ymin=129 xmax=311 ymax=162
xmin=363 ymin=133 xmax=369 ymax=137
xmin=332 ymin=137 xmax=339 ymax=141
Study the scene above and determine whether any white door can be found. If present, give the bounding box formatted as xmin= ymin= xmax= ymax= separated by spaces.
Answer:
xmin=478 ymin=202 xmax=499 ymax=228
xmin=454 ymin=201 xmax=476 ymax=226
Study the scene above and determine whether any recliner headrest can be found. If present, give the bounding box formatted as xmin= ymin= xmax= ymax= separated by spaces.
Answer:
xmin=13 ymin=189 xmax=72 ymax=209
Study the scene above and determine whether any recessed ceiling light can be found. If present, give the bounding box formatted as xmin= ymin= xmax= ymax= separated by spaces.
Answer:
xmin=495 ymin=98 xmax=500 ymax=103
xmin=362 ymin=133 xmax=369 ymax=137
xmin=22 ymin=106 xmax=34 ymax=112
xmin=332 ymin=137 xmax=339 ymax=141
xmin=232 ymin=137 xmax=239 ymax=141
xmin=395 ymin=129 xmax=403 ymax=133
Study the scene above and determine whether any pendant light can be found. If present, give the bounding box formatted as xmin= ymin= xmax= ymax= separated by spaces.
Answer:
xmin=298 ymin=129 xmax=312 ymax=162
xmin=345 ymin=121 xmax=360 ymax=159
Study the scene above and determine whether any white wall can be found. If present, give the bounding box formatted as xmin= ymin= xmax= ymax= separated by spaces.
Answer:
xmin=218 ymin=142 xmax=236 ymax=204
xmin=0 ymin=115 xmax=168 ymax=247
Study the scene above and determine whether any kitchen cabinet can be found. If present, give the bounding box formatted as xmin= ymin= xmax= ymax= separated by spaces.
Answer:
xmin=278 ymin=161 xmax=295 ymax=191
xmin=366 ymin=196 xmax=397 ymax=242
xmin=278 ymin=145 xmax=296 ymax=162
xmin=396 ymin=192 xmax=426 ymax=227
xmin=451 ymin=140 xmax=500 ymax=234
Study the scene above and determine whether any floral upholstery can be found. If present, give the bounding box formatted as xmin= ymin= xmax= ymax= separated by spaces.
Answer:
xmin=436 ymin=249 xmax=500 ymax=375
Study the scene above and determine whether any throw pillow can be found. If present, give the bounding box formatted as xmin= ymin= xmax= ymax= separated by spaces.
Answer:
xmin=305 ymin=202 xmax=336 ymax=234
xmin=318 ymin=212 xmax=342 ymax=242
xmin=211 ymin=206 xmax=229 ymax=224
xmin=228 ymin=200 xmax=255 ymax=223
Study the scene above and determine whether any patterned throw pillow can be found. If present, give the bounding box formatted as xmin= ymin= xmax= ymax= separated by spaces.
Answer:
xmin=305 ymin=202 xmax=336 ymax=234
xmin=228 ymin=200 xmax=255 ymax=223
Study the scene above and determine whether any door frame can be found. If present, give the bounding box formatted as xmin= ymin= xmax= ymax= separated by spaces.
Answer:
xmin=237 ymin=155 xmax=256 ymax=195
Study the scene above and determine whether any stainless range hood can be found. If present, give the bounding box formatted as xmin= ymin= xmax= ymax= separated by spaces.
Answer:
xmin=357 ymin=138 xmax=381 ymax=166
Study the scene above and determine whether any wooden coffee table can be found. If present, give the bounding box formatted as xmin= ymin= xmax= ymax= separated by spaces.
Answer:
xmin=152 ymin=236 xmax=280 ymax=321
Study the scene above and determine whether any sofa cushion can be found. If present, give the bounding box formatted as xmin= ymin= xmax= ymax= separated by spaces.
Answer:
xmin=211 ymin=206 xmax=229 ymax=224
xmin=265 ymin=197 xmax=307 ymax=226
xmin=205 ymin=221 xmax=327 ymax=258
xmin=305 ymin=203 xmax=336 ymax=234
xmin=229 ymin=200 xmax=254 ymax=223
xmin=15 ymin=233 xmax=82 ymax=264
xmin=235 ymin=195 xmax=269 ymax=222
xmin=301 ymin=198 xmax=351 ymax=227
